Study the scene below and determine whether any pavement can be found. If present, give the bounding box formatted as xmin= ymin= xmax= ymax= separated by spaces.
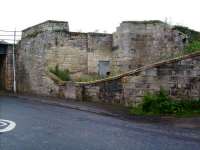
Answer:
xmin=0 ymin=95 xmax=200 ymax=150
xmin=15 ymin=94 xmax=200 ymax=129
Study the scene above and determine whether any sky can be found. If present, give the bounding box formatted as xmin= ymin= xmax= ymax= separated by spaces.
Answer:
xmin=0 ymin=0 xmax=199 ymax=40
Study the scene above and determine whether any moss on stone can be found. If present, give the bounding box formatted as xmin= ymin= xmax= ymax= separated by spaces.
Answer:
xmin=26 ymin=30 xmax=43 ymax=38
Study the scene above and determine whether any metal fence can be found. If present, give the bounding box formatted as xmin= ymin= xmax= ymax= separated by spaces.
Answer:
xmin=0 ymin=29 xmax=21 ymax=44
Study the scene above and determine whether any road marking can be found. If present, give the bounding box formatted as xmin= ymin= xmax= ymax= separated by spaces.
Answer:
xmin=0 ymin=119 xmax=16 ymax=133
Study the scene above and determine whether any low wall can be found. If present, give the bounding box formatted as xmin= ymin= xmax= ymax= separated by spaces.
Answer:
xmin=61 ymin=52 xmax=200 ymax=106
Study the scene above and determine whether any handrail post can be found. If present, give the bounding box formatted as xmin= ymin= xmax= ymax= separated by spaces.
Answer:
xmin=12 ymin=29 xmax=16 ymax=93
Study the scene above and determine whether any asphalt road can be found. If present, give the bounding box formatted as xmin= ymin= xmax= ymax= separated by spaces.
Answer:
xmin=0 ymin=96 xmax=200 ymax=150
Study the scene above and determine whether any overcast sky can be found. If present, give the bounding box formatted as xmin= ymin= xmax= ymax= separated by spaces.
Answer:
xmin=0 ymin=0 xmax=199 ymax=34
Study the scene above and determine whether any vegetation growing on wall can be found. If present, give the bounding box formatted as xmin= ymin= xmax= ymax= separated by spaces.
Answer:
xmin=49 ymin=66 xmax=109 ymax=83
xmin=49 ymin=65 xmax=70 ymax=81
xmin=184 ymin=41 xmax=200 ymax=53
xmin=26 ymin=30 xmax=43 ymax=38
xmin=130 ymin=89 xmax=200 ymax=117
xmin=173 ymin=25 xmax=200 ymax=42
xmin=173 ymin=25 xmax=200 ymax=53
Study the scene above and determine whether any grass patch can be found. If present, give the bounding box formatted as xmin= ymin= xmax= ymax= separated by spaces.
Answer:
xmin=49 ymin=65 xmax=70 ymax=81
xmin=130 ymin=89 xmax=200 ymax=117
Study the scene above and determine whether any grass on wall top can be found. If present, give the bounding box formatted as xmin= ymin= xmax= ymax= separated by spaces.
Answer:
xmin=173 ymin=25 xmax=200 ymax=53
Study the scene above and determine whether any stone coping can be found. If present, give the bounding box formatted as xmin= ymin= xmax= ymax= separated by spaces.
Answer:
xmin=22 ymin=20 xmax=69 ymax=32
xmin=122 ymin=20 xmax=164 ymax=24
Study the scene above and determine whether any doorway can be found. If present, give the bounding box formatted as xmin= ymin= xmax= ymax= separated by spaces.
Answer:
xmin=98 ymin=60 xmax=110 ymax=77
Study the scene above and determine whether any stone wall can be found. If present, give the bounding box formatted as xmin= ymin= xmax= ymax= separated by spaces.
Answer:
xmin=17 ymin=21 xmax=113 ymax=95
xmin=22 ymin=20 xmax=69 ymax=39
xmin=112 ymin=21 xmax=186 ymax=73
xmin=16 ymin=20 xmax=187 ymax=96
xmin=17 ymin=30 xmax=87 ymax=95
xmin=78 ymin=52 xmax=200 ymax=106
xmin=46 ymin=32 xmax=88 ymax=75
xmin=87 ymin=33 xmax=113 ymax=74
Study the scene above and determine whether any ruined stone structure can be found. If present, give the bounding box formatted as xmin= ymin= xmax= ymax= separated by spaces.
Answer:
xmin=16 ymin=20 xmax=113 ymax=95
xmin=112 ymin=21 xmax=186 ymax=72
xmin=16 ymin=20 xmax=186 ymax=97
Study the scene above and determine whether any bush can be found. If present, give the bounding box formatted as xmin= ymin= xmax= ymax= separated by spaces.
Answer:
xmin=49 ymin=65 xmax=70 ymax=81
xmin=142 ymin=89 xmax=176 ymax=114
xmin=184 ymin=41 xmax=200 ymax=53
xmin=130 ymin=88 xmax=200 ymax=116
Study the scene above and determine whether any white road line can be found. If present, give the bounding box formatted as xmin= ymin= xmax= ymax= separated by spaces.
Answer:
xmin=0 ymin=119 xmax=16 ymax=133
xmin=0 ymin=121 xmax=7 ymax=127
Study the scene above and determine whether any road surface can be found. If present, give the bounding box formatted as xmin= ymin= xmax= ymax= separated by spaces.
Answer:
xmin=0 ymin=96 xmax=200 ymax=150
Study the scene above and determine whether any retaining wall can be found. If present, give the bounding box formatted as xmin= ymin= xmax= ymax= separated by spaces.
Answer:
xmin=63 ymin=52 xmax=200 ymax=106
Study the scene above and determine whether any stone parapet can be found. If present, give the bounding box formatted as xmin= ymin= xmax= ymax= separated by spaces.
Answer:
xmin=22 ymin=20 xmax=69 ymax=39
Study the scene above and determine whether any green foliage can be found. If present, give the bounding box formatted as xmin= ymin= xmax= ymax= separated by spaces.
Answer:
xmin=173 ymin=25 xmax=200 ymax=54
xmin=49 ymin=65 xmax=70 ymax=81
xmin=184 ymin=41 xmax=200 ymax=53
xmin=142 ymin=89 xmax=175 ymax=114
xmin=173 ymin=25 xmax=200 ymax=42
xmin=130 ymin=89 xmax=200 ymax=116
